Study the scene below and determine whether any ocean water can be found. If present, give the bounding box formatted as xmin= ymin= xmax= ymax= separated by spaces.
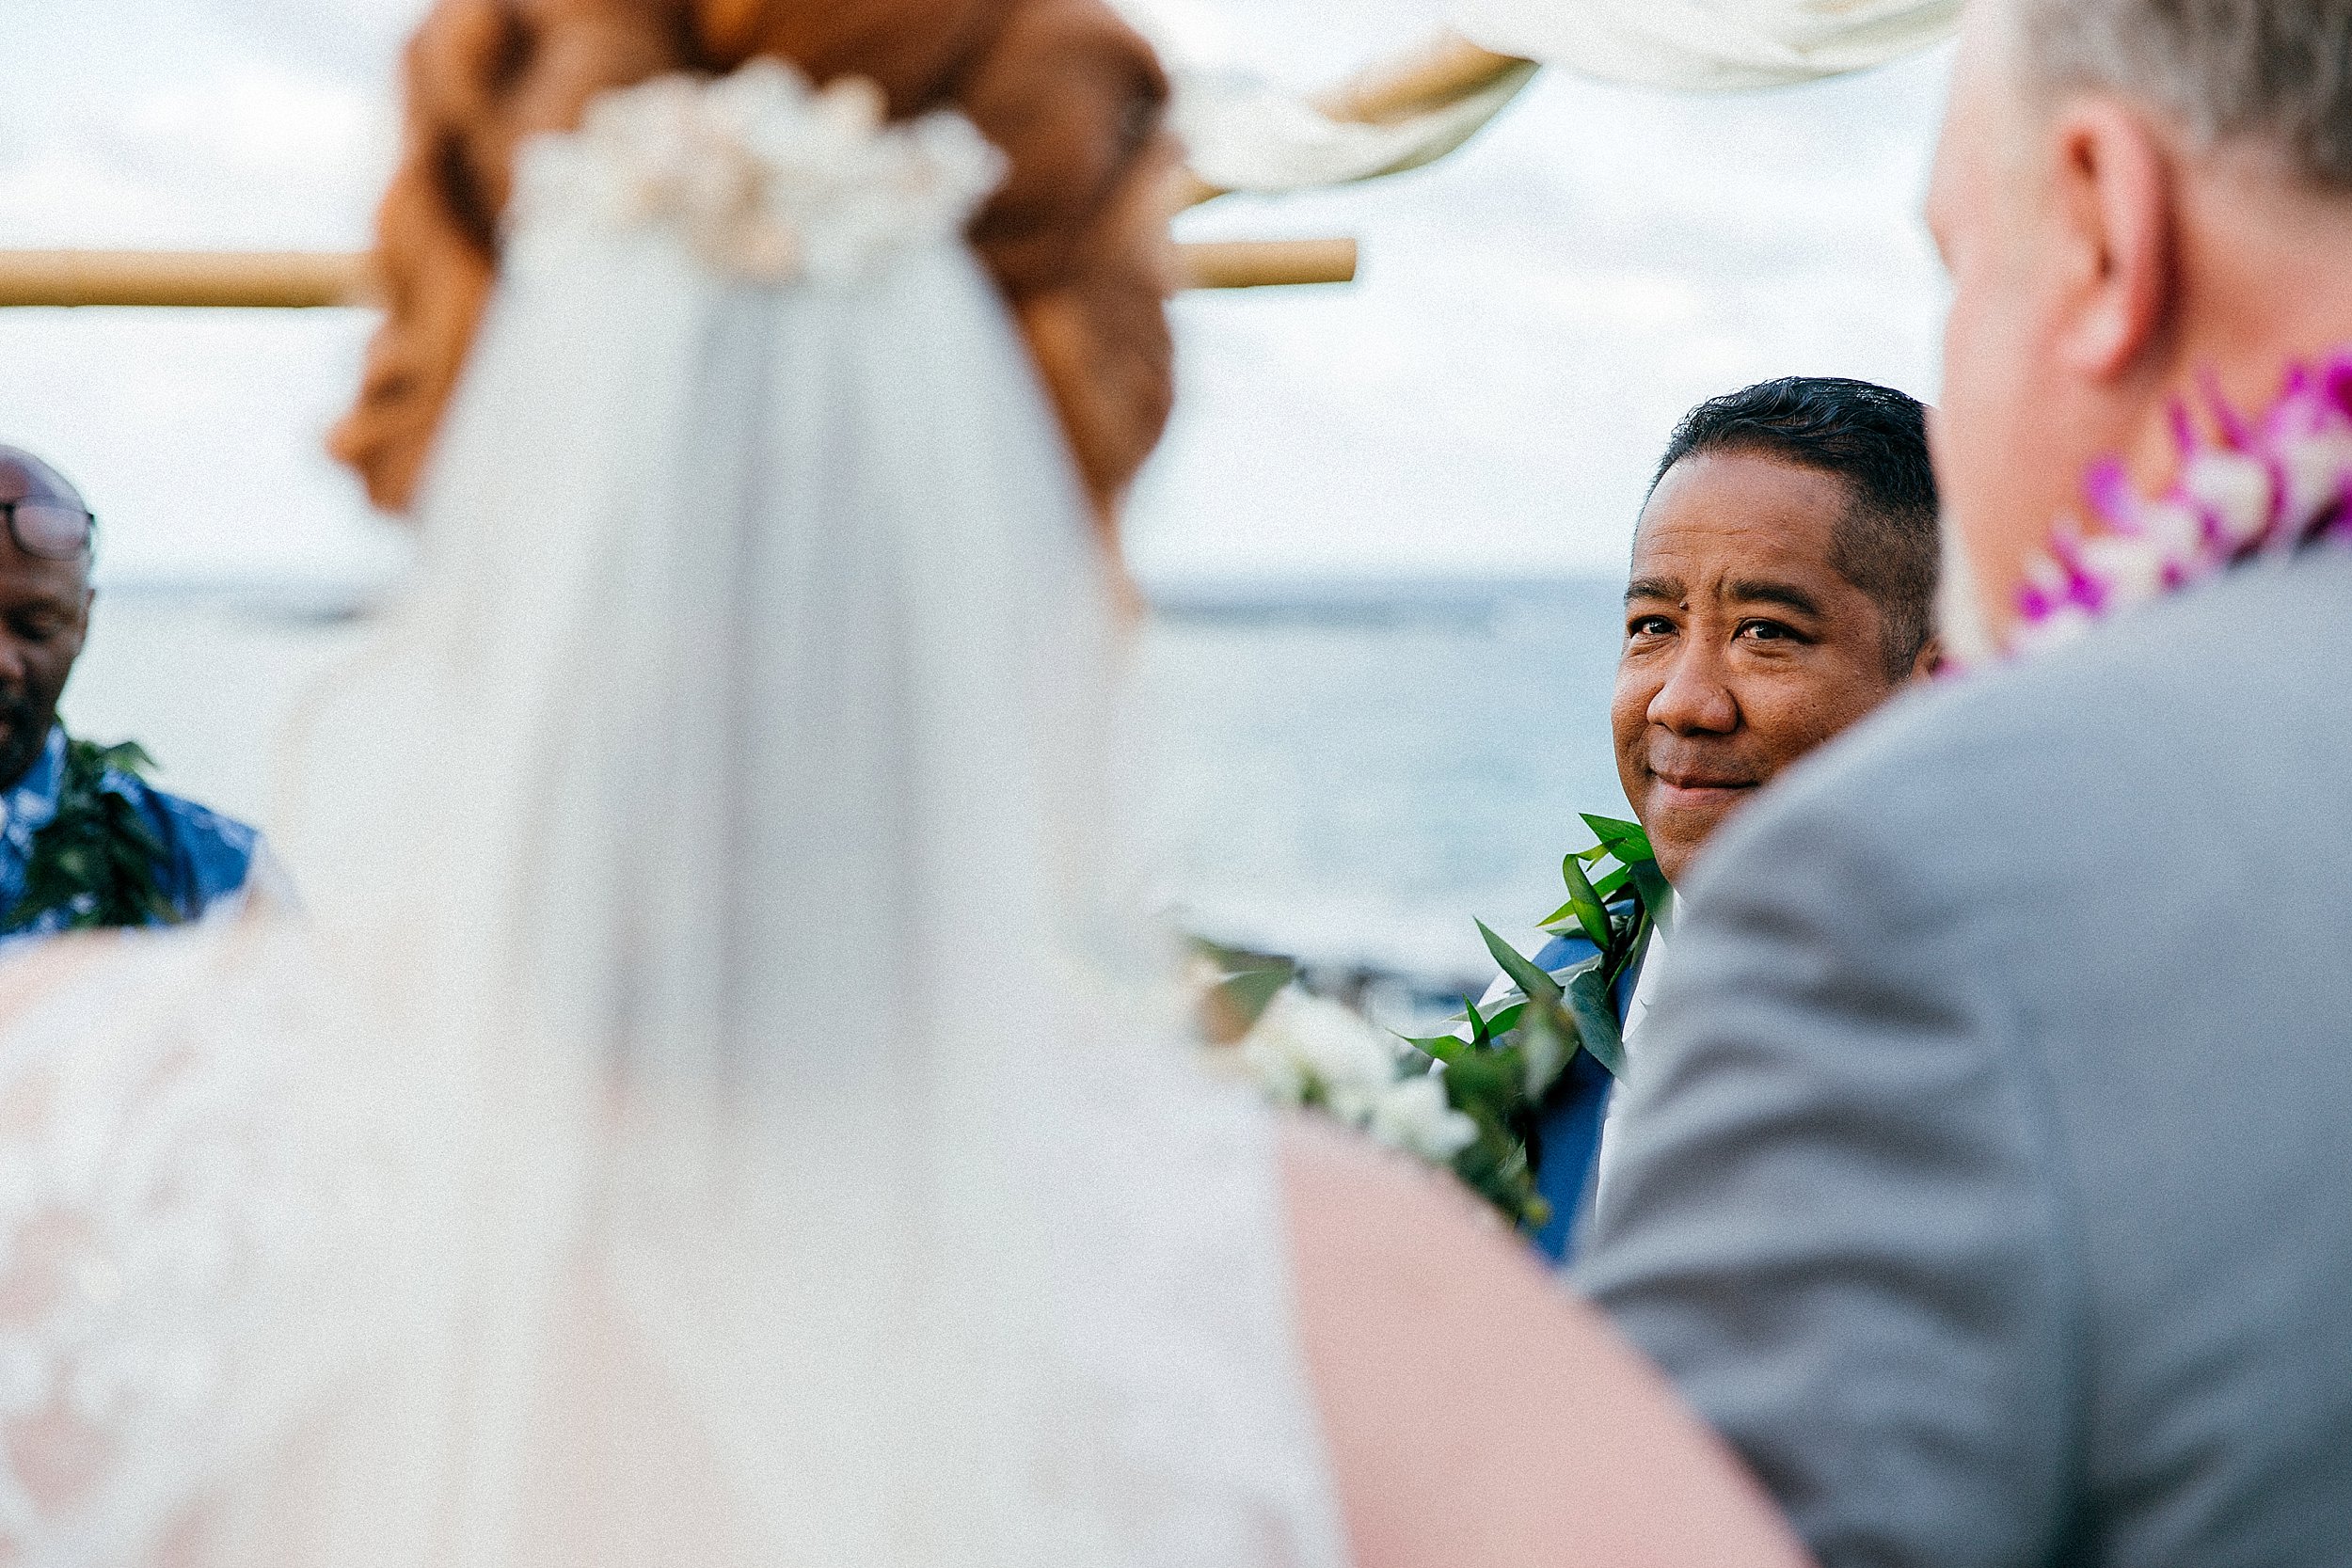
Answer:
xmin=63 ymin=581 xmax=1633 ymax=998
xmin=1126 ymin=579 xmax=1630 ymax=994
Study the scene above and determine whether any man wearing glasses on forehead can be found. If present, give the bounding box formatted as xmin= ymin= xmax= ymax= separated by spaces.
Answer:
xmin=0 ymin=445 xmax=260 ymax=939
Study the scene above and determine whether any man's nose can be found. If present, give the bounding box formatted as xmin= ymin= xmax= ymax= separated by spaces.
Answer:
xmin=1647 ymin=646 xmax=1740 ymax=736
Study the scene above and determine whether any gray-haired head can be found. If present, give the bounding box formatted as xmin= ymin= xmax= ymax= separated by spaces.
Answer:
xmin=2015 ymin=0 xmax=2352 ymax=189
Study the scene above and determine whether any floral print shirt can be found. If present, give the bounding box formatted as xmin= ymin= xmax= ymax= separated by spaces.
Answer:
xmin=0 ymin=726 xmax=261 ymax=939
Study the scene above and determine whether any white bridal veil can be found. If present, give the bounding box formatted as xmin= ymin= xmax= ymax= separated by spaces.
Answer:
xmin=0 ymin=65 xmax=1345 ymax=1566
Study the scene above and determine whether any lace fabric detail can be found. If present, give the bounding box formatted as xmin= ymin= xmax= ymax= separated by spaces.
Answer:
xmin=510 ymin=60 xmax=1008 ymax=286
xmin=0 ymin=920 xmax=411 ymax=1562
xmin=0 ymin=938 xmax=1343 ymax=1568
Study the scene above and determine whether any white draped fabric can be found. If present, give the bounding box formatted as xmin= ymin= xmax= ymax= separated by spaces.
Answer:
xmin=0 ymin=65 xmax=1346 ymax=1567
xmin=1451 ymin=0 xmax=1960 ymax=90
xmin=1168 ymin=58 xmax=1540 ymax=195
xmin=1159 ymin=0 xmax=1957 ymax=195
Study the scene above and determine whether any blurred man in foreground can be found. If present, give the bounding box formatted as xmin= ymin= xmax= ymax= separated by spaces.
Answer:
xmin=0 ymin=445 xmax=258 ymax=937
xmin=1524 ymin=375 xmax=1940 ymax=1259
xmin=1580 ymin=1 xmax=2352 ymax=1561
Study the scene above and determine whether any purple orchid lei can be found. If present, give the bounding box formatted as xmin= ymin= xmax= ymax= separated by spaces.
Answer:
xmin=2014 ymin=348 xmax=2352 ymax=653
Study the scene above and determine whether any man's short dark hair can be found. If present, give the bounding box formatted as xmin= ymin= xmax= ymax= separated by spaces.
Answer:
xmin=1648 ymin=376 xmax=1940 ymax=678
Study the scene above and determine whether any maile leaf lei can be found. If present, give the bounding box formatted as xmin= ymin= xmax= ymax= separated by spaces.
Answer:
xmin=1200 ymin=816 xmax=1666 ymax=1229
xmin=1394 ymin=815 xmax=1666 ymax=1227
xmin=5 ymin=739 xmax=180 ymax=933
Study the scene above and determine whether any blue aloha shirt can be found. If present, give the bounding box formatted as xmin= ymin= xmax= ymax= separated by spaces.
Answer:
xmin=1523 ymin=896 xmax=1647 ymax=1265
xmin=0 ymin=726 xmax=261 ymax=940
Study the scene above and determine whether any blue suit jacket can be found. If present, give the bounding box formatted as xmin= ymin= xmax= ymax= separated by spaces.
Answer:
xmin=1525 ymin=920 xmax=1645 ymax=1262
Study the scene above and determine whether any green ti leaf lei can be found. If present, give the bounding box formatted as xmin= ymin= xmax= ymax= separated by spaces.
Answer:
xmin=1201 ymin=815 xmax=1667 ymax=1231
xmin=5 ymin=738 xmax=181 ymax=933
xmin=1392 ymin=814 xmax=1668 ymax=1230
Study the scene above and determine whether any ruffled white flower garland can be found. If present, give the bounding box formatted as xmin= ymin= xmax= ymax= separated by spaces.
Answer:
xmin=509 ymin=59 xmax=1006 ymax=286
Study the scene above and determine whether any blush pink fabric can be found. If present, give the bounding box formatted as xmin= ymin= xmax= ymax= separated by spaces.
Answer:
xmin=1282 ymin=1122 xmax=1815 ymax=1568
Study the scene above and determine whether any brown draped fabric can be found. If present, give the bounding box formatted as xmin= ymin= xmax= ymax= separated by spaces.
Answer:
xmin=328 ymin=0 xmax=1179 ymax=525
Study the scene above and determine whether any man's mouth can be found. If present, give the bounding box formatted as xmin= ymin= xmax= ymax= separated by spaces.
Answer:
xmin=1649 ymin=770 xmax=1758 ymax=806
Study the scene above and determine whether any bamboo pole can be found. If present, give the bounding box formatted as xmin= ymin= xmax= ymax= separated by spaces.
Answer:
xmin=1174 ymin=237 xmax=1358 ymax=291
xmin=0 ymin=249 xmax=373 ymax=309
xmin=1313 ymin=34 xmax=1534 ymax=126
xmin=0 ymin=238 xmax=1355 ymax=309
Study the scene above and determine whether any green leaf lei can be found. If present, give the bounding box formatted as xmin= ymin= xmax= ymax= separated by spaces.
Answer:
xmin=5 ymin=738 xmax=181 ymax=933
xmin=1393 ymin=814 xmax=1668 ymax=1229
xmin=1202 ymin=815 xmax=1667 ymax=1230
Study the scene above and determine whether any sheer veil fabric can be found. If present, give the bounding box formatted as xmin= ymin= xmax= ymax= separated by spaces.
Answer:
xmin=0 ymin=68 xmax=1346 ymax=1566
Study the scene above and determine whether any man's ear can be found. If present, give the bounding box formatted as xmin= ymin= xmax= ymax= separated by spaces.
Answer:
xmin=1909 ymin=633 xmax=1945 ymax=681
xmin=2048 ymin=97 xmax=2174 ymax=382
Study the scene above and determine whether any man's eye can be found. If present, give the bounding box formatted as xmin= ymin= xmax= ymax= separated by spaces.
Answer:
xmin=1627 ymin=615 xmax=1674 ymax=638
xmin=10 ymin=619 xmax=56 ymax=643
xmin=1739 ymin=619 xmax=1800 ymax=642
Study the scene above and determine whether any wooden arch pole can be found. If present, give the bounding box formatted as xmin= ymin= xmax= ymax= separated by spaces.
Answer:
xmin=0 ymin=239 xmax=1357 ymax=309
xmin=0 ymin=250 xmax=373 ymax=309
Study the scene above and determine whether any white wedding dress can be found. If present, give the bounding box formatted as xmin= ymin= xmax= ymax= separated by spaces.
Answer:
xmin=0 ymin=66 xmax=1347 ymax=1568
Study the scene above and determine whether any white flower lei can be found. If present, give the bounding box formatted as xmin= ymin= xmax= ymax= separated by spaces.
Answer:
xmin=1235 ymin=990 xmax=1479 ymax=1164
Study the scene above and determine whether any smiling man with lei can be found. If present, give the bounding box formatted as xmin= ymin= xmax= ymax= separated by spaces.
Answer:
xmin=1568 ymin=1 xmax=2352 ymax=1563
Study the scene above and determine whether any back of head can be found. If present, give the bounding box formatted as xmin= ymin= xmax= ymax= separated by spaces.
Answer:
xmin=294 ymin=63 xmax=1126 ymax=1063
xmin=271 ymin=67 xmax=1345 ymax=1565
xmin=330 ymin=0 xmax=1176 ymax=524
xmin=2017 ymin=0 xmax=2352 ymax=190
xmin=1652 ymin=375 xmax=1941 ymax=676
xmin=1933 ymin=0 xmax=2352 ymax=656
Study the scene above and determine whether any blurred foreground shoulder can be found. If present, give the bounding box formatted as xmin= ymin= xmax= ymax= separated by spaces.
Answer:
xmin=1278 ymin=1118 xmax=1809 ymax=1568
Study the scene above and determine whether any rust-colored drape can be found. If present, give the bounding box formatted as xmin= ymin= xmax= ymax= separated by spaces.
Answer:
xmin=329 ymin=0 xmax=1178 ymax=524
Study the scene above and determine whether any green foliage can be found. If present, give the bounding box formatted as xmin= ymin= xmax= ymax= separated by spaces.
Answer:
xmin=1398 ymin=816 xmax=1665 ymax=1229
xmin=6 ymin=738 xmax=181 ymax=933
xmin=1546 ymin=851 xmax=1613 ymax=951
xmin=1200 ymin=816 xmax=1666 ymax=1234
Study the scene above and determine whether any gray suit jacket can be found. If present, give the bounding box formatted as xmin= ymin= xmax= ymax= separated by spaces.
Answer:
xmin=1576 ymin=550 xmax=2352 ymax=1567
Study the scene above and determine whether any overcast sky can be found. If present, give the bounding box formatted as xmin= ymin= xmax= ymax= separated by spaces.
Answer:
xmin=0 ymin=0 xmax=1954 ymax=595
